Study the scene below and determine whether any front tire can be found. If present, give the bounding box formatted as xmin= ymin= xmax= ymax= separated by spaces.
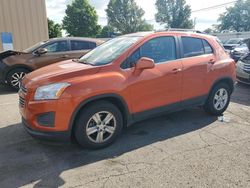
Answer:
xmin=204 ymin=83 xmax=231 ymax=116
xmin=74 ymin=101 xmax=123 ymax=149
xmin=7 ymin=68 xmax=30 ymax=90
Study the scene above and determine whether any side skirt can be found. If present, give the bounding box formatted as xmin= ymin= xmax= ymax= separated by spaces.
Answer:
xmin=127 ymin=95 xmax=207 ymax=126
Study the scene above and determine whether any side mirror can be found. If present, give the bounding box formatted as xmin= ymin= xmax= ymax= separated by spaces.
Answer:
xmin=135 ymin=57 xmax=155 ymax=70
xmin=35 ymin=48 xmax=47 ymax=55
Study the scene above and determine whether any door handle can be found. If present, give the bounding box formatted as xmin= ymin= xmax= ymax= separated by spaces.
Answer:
xmin=61 ymin=55 xmax=69 ymax=58
xmin=172 ymin=68 xmax=182 ymax=74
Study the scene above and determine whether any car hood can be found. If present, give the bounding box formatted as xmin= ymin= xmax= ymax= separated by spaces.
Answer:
xmin=0 ymin=50 xmax=27 ymax=60
xmin=24 ymin=60 xmax=101 ymax=87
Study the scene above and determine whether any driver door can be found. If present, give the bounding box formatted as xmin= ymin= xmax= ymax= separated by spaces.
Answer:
xmin=125 ymin=36 xmax=182 ymax=117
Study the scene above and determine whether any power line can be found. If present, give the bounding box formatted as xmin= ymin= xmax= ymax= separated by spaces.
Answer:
xmin=192 ymin=1 xmax=237 ymax=13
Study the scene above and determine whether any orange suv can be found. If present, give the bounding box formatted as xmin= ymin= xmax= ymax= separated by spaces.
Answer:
xmin=19 ymin=31 xmax=236 ymax=149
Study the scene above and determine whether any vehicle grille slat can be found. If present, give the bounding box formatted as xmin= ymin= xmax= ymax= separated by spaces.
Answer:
xmin=20 ymin=84 xmax=27 ymax=95
xmin=19 ymin=96 xmax=25 ymax=108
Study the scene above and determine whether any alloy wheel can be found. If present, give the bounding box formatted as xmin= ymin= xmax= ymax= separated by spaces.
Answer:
xmin=86 ymin=111 xmax=117 ymax=143
xmin=213 ymin=88 xmax=229 ymax=111
xmin=11 ymin=72 xmax=26 ymax=88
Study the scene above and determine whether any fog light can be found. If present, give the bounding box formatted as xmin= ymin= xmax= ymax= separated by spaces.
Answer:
xmin=37 ymin=112 xmax=55 ymax=127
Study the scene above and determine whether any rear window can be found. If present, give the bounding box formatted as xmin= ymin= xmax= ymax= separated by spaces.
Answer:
xmin=181 ymin=37 xmax=214 ymax=57
xmin=71 ymin=41 xmax=96 ymax=51
xmin=182 ymin=37 xmax=204 ymax=57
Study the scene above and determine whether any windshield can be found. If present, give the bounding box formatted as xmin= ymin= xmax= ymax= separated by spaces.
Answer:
xmin=238 ymin=43 xmax=248 ymax=48
xmin=79 ymin=36 xmax=142 ymax=66
xmin=23 ymin=41 xmax=48 ymax=53
xmin=226 ymin=39 xmax=242 ymax=44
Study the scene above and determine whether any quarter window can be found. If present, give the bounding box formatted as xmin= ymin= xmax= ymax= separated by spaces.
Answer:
xmin=202 ymin=39 xmax=213 ymax=54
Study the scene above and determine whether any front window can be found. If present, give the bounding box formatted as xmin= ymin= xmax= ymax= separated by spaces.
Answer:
xmin=128 ymin=36 xmax=176 ymax=65
xmin=79 ymin=36 xmax=142 ymax=66
xmin=44 ymin=41 xmax=69 ymax=53
xmin=23 ymin=41 xmax=48 ymax=53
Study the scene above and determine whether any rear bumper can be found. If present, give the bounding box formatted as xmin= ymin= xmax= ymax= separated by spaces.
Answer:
xmin=22 ymin=118 xmax=71 ymax=142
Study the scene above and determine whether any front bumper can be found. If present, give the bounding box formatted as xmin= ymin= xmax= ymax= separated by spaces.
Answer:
xmin=22 ymin=118 xmax=71 ymax=142
xmin=236 ymin=66 xmax=250 ymax=84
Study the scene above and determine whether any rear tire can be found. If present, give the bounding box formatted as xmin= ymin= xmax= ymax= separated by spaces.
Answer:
xmin=7 ymin=68 xmax=30 ymax=90
xmin=204 ymin=83 xmax=231 ymax=116
xmin=74 ymin=101 xmax=123 ymax=149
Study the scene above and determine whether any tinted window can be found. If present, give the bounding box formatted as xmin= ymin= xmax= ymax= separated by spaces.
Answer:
xmin=203 ymin=39 xmax=213 ymax=54
xmin=71 ymin=41 xmax=96 ymax=50
xmin=44 ymin=41 xmax=69 ymax=53
xmin=182 ymin=37 xmax=204 ymax=57
xmin=127 ymin=37 xmax=176 ymax=66
xmin=89 ymin=42 xmax=97 ymax=49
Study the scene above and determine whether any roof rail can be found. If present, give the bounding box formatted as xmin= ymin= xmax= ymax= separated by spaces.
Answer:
xmin=156 ymin=28 xmax=204 ymax=34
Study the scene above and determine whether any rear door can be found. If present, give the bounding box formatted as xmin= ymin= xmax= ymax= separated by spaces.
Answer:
xmin=29 ymin=40 xmax=71 ymax=69
xmin=68 ymin=40 xmax=97 ymax=59
xmin=180 ymin=36 xmax=216 ymax=102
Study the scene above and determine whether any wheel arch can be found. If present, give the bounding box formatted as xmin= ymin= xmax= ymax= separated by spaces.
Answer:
xmin=69 ymin=94 xmax=131 ymax=136
xmin=209 ymin=77 xmax=235 ymax=96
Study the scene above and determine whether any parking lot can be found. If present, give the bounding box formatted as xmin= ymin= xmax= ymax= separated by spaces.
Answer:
xmin=0 ymin=83 xmax=249 ymax=188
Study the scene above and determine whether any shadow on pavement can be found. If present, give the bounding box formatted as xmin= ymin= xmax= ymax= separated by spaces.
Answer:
xmin=0 ymin=108 xmax=216 ymax=188
xmin=0 ymin=84 xmax=16 ymax=95
xmin=231 ymin=83 xmax=250 ymax=106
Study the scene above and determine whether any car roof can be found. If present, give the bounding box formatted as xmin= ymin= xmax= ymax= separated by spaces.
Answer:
xmin=122 ymin=31 xmax=215 ymax=40
xmin=47 ymin=37 xmax=105 ymax=44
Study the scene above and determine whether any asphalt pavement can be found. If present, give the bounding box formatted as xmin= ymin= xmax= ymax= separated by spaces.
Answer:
xmin=0 ymin=83 xmax=249 ymax=188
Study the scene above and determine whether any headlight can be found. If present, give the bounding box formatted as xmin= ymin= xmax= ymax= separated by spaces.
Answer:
xmin=237 ymin=60 xmax=244 ymax=69
xmin=34 ymin=83 xmax=71 ymax=100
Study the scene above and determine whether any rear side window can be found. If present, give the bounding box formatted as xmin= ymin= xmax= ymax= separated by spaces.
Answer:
xmin=125 ymin=36 xmax=176 ymax=67
xmin=89 ymin=42 xmax=97 ymax=49
xmin=182 ymin=37 xmax=204 ymax=57
xmin=71 ymin=41 xmax=96 ymax=51
xmin=202 ymin=39 xmax=213 ymax=54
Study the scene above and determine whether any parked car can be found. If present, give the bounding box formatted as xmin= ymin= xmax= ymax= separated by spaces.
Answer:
xmin=223 ymin=38 xmax=244 ymax=52
xmin=19 ymin=31 xmax=236 ymax=149
xmin=0 ymin=37 xmax=104 ymax=90
xmin=230 ymin=42 xmax=249 ymax=62
xmin=236 ymin=38 xmax=250 ymax=84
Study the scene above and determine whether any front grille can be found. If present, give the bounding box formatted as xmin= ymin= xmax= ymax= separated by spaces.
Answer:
xmin=19 ymin=96 xmax=25 ymax=108
xmin=20 ymin=84 xmax=27 ymax=95
xmin=243 ymin=63 xmax=250 ymax=73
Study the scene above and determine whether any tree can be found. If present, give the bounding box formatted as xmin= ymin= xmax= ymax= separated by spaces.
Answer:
xmin=98 ymin=26 xmax=115 ymax=38
xmin=106 ymin=0 xmax=154 ymax=34
xmin=218 ymin=0 xmax=250 ymax=32
xmin=155 ymin=0 xmax=193 ymax=29
xmin=62 ymin=0 xmax=101 ymax=37
xmin=47 ymin=19 xmax=62 ymax=38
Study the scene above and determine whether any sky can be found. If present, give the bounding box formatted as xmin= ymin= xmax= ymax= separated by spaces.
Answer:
xmin=46 ymin=0 xmax=236 ymax=31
